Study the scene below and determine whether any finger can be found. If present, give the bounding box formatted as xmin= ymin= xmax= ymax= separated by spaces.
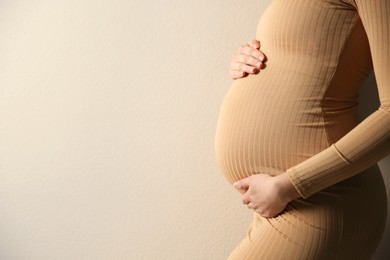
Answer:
xmin=231 ymin=62 xmax=259 ymax=74
xmin=255 ymin=208 xmax=264 ymax=215
xmin=242 ymin=196 xmax=250 ymax=204
xmin=234 ymin=54 xmax=263 ymax=69
xmin=248 ymin=39 xmax=260 ymax=49
xmin=229 ymin=70 xmax=247 ymax=79
xmin=237 ymin=44 xmax=265 ymax=62
xmin=233 ymin=180 xmax=250 ymax=190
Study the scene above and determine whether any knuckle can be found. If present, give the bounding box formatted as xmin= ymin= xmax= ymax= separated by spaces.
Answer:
xmin=238 ymin=56 xmax=247 ymax=64
xmin=247 ymin=56 xmax=255 ymax=65
xmin=236 ymin=54 xmax=244 ymax=63
xmin=251 ymin=49 xmax=260 ymax=57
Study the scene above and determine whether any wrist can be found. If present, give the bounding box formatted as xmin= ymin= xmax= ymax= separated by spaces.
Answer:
xmin=274 ymin=172 xmax=302 ymax=202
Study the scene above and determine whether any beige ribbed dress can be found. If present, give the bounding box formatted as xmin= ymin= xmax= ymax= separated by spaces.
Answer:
xmin=214 ymin=0 xmax=390 ymax=259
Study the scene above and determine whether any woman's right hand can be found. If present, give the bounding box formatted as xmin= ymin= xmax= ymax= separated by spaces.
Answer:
xmin=229 ymin=39 xmax=267 ymax=80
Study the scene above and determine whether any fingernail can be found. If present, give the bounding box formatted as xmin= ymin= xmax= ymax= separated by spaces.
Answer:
xmin=233 ymin=182 xmax=238 ymax=188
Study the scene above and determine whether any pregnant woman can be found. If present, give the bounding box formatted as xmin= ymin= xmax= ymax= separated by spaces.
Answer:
xmin=214 ymin=0 xmax=390 ymax=259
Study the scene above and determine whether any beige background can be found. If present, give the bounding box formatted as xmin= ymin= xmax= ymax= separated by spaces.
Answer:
xmin=0 ymin=0 xmax=389 ymax=259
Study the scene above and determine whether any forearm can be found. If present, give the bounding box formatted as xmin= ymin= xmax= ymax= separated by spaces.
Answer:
xmin=285 ymin=108 xmax=390 ymax=199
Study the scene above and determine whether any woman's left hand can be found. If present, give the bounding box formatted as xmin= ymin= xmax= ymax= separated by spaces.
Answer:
xmin=233 ymin=173 xmax=301 ymax=218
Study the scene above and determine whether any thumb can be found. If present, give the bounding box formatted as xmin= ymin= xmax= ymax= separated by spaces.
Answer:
xmin=233 ymin=178 xmax=250 ymax=190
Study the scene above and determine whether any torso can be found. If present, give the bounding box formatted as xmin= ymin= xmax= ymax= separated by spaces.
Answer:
xmin=214 ymin=0 xmax=372 ymax=184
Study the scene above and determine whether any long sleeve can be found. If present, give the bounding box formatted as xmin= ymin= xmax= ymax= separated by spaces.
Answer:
xmin=286 ymin=0 xmax=390 ymax=199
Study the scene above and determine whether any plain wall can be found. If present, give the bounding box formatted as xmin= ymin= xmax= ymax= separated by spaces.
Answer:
xmin=0 ymin=1 xmax=388 ymax=259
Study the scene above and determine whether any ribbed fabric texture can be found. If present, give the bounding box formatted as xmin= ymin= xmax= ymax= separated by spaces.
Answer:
xmin=214 ymin=0 xmax=389 ymax=259
xmin=285 ymin=0 xmax=390 ymax=199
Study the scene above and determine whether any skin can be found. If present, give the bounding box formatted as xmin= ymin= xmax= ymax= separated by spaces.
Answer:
xmin=229 ymin=39 xmax=267 ymax=79
xmin=229 ymin=39 xmax=302 ymax=218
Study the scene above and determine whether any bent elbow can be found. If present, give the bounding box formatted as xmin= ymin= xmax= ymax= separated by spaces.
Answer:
xmin=379 ymin=104 xmax=390 ymax=115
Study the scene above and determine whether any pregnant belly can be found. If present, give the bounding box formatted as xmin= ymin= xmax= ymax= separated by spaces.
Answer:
xmin=214 ymin=74 xmax=329 ymax=184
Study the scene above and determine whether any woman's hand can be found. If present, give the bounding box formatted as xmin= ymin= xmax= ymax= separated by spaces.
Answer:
xmin=229 ymin=39 xmax=267 ymax=80
xmin=233 ymin=172 xmax=301 ymax=218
